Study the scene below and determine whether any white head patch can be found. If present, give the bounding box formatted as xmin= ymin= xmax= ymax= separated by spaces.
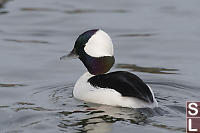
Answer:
xmin=84 ymin=30 xmax=114 ymax=57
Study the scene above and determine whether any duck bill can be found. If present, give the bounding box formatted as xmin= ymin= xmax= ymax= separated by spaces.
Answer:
xmin=60 ymin=48 xmax=79 ymax=60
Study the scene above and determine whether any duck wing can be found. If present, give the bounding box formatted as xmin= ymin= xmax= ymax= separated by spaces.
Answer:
xmin=88 ymin=71 xmax=154 ymax=103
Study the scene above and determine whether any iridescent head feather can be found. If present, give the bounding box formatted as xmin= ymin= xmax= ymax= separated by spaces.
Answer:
xmin=65 ymin=29 xmax=115 ymax=75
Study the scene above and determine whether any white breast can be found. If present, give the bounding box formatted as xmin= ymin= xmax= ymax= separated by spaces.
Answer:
xmin=73 ymin=72 xmax=158 ymax=108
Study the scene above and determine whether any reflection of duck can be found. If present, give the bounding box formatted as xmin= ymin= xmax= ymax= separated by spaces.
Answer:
xmin=61 ymin=29 xmax=158 ymax=108
xmin=82 ymin=105 xmax=150 ymax=133
xmin=59 ymin=104 xmax=153 ymax=133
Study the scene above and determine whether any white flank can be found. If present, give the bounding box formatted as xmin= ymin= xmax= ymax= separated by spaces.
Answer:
xmin=84 ymin=30 xmax=114 ymax=57
xmin=73 ymin=72 xmax=158 ymax=108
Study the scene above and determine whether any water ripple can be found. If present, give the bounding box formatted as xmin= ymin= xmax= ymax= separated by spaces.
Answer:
xmin=20 ymin=7 xmax=128 ymax=14
xmin=0 ymin=0 xmax=9 ymax=8
xmin=118 ymin=33 xmax=157 ymax=37
xmin=116 ymin=64 xmax=179 ymax=74
xmin=146 ymin=80 xmax=200 ymax=91
xmin=4 ymin=39 xmax=50 ymax=44
xmin=0 ymin=83 xmax=25 ymax=87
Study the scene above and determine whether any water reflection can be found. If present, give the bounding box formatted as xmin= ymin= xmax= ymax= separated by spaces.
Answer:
xmin=0 ymin=83 xmax=25 ymax=87
xmin=118 ymin=33 xmax=156 ymax=37
xmin=13 ymin=101 xmax=55 ymax=112
xmin=0 ymin=10 xmax=7 ymax=14
xmin=15 ymin=102 xmax=35 ymax=106
xmin=20 ymin=7 xmax=128 ymax=14
xmin=152 ymin=123 xmax=185 ymax=132
xmin=58 ymin=104 xmax=165 ymax=133
xmin=21 ymin=120 xmax=42 ymax=128
xmin=20 ymin=7 xmax=58 ymax=12
xmin=14 ymin=106 xmax=55 ymax=112
xmin=64 ymin=9 xmax=128 ymax=14
xmin=4 ymin=39 xmax=50 ymax=44
xmin=0 ymin=0 xmax=9 ymax=15
xmin=146 ymin=80 xmax=200 ymax=91
xmin=116 ymin=64 xmax=178 ymax=74
xmin=0 ymin=0 xmax=8 ymax=8
xmin=0 ymin=105 xmax=9 ymax=108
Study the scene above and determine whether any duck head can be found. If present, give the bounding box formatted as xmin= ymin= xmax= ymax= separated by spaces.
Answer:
xmin=61 ymin=29 xmax=115 ymax=75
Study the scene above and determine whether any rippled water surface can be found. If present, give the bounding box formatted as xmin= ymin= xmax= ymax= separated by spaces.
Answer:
xmin=0 ymin=0 xmax=200 ymax=133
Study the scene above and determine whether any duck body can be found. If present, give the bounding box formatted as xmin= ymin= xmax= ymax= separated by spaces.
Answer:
xmin=74 ymin=71 xmax=158 ymax=108
xmin=61 ymin=29 xmax=158 ymax=108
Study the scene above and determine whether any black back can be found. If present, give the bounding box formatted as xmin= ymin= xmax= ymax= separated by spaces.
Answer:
xmin=88 ymin=71 xmax=154 ymax=103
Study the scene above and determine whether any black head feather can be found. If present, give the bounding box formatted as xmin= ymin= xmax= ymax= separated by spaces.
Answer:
xmin=69 ymin=29 xmax=115 ymax=75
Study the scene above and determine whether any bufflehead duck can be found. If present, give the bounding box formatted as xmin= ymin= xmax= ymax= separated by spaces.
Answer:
xmin=61 ymin=29 xmax=158 ymax=108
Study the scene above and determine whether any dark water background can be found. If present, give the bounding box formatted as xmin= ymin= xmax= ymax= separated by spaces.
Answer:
xmin=0 ymin=0 xmax=200 ymax=132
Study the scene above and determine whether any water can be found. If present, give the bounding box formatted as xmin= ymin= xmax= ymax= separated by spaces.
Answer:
xmin=0 ymin=0 xmax=200 ymax=132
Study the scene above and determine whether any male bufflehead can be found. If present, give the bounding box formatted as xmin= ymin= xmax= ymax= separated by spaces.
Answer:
xmin=61 ymin=29 xmax=158 ymax=108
